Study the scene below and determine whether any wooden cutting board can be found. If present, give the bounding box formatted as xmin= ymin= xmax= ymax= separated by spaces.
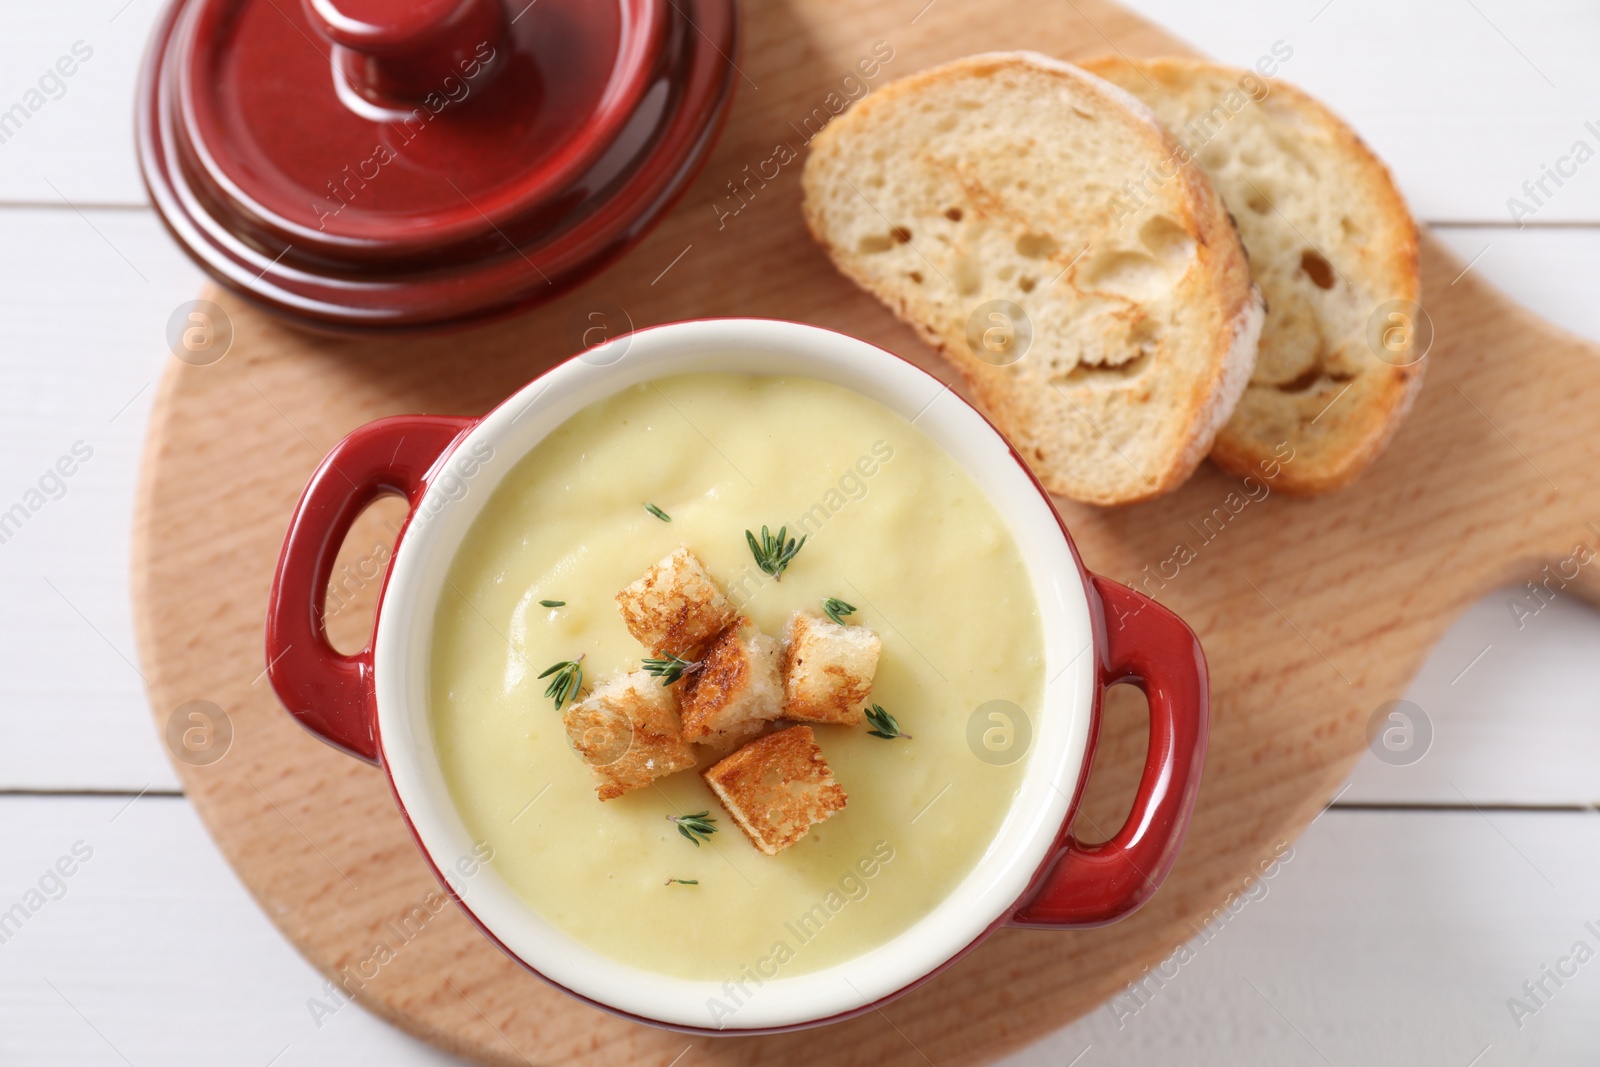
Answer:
xmin=129 ymin=0 xmax=1600 ymax=1063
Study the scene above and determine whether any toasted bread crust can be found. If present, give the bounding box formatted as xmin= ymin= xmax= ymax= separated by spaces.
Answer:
xmin=680 ymin=620 xmax=784 ymax=745
xmin=1082 ymin=56 xmax=1422 ymax=495
xmin=703 ymin=726 xmax=847 ymax=855
xmin=615 ymin=547 xmax=737 ymax=657
xmin=782 ymin=612 xmax=881 ymax=725
xmin=801 ymin=51 xmax=1263 ymax=506
xmin=563 ymin=671 xmax=698 ymax=801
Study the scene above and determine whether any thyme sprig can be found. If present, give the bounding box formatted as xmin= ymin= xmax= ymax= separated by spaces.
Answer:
xmin=745 ymin=524 xmax=806 ymax=580
xmin=539 ymin=599 xmax=566 ymax=608
xmin=665 ymin=877 xmax=700 ymax=886
xmin=668 ymin=811 xmax=718 ymax=846
xmin=538 ymin=655 xmax=584 ymax=711
xmin=642 ymin=653 xmax=701 ymax=686
xmin=865 ymin=703 xmax=911 ymax=740
xmin=645 ymin=502 xmax=672 ymax=522
xmin=822 ymin=597 xmax=856 ymax=626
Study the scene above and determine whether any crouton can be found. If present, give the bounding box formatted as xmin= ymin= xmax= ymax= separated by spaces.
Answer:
xmin=703 ymin=726 xmax=847 ymax=855
xmin=679 ymin=620 xmax=784 ymax=746
xmin=782 ymin=612 xmax=882 ymax=726
xmin=615 ymin=547 xmax=736 ymax=657
xmin=562 ymin=670 xmax=697 ymax=801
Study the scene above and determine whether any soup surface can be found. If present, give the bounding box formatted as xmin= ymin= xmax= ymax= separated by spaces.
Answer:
xmin=428 ymin=373 xmax=1044 ymax=981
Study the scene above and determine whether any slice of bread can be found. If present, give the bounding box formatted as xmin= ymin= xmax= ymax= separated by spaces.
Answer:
xmin=616 ymin=547 xmax=737 ymax=657
xmin=703 ymin=726 xmax=847 ymax=855
xmin=782 ymin=612 xmax=881 ymax=726
xmin=1082 ymin=56 xmax=1422 ymax=494
xmin=562 ymin=670 xmax=698 ymax=801
xmin=802 ymin=51 xmax=1263 ymax=506
xmin=679 ymin=620 xmax=785 ymax=746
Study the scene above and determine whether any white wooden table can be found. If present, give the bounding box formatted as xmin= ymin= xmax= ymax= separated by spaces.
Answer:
xmin=3 ymin=1 xmax=1598 ymax=1063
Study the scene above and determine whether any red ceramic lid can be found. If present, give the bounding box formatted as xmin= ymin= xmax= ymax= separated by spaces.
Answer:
xmin=137 ymin=0 xmax=739 ymax=331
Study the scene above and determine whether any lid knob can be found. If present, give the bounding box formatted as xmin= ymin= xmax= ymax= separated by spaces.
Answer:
xmin=302 ymin=0 xmax=509 ymax=108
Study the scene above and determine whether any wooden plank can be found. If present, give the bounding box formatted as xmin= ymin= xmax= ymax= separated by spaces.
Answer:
xmin=5 ymin=0 xmax=1600 ymax=221
xmin=1347 ymin=585 xmax=1600 ymax=806
xmin=0 ymin=795 xmax=464 ymax=1066
xmin=1433 ymin=226 xmax=1600 ymax=338
xmin=0 ymin=230 xmax=1596 ymax=810
xmin=1122 ymin=0 xmax=1600 ymax=225
xmin=0 ymin=1 xmax=167 ymax=206
xmin=0 ymin=207 xmax=198 ymax=792
xmin=1002 ymin=806 xmax=1600 ymax=1066
xmin=6 ymin=797 xmax=1596 ymax=1065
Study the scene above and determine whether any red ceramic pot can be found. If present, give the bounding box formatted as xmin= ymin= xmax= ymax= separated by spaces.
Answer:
xmin=137 ymin=0 xmax=739 ymax=330
xmin=264 ymin=318 xmax=1208 ymax=1032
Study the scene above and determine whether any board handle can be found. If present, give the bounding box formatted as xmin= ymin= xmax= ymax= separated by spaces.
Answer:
xmin=264 ymin=414 xmax=475 ymax=765
xmin=1010 ymin=575 xmax=1209 ymax=928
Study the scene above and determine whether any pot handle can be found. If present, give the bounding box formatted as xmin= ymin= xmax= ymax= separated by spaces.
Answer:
xmin=1010 ymin=575 xmax=1209 ymax=928
xmin=264 ymin=415 xmax=475 ymax=765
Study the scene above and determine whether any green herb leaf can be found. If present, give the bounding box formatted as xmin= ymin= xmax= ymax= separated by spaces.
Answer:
xmin=642 ymin=653 xmax=700 ymax=686
xmin=668 ymin=811 xmax=718 ymax=846
xmin=538 ymin=655 xmax=585 ymax=711
xmin=665 ymin=877 xmax=700 ymax=886
xmin=822 ymin=597 xmax=856 ymax=626
xmin=745 ymin=524 xmax=806 ymax=581
xmin=645 ymin=503 xmax=672 ymax=522
xmin=864 ymin=703 xmax=911 ymax=740
xmin=539 ymin=599 xmax=566 ymax=608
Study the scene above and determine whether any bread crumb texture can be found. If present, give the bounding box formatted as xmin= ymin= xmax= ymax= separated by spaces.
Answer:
xmin=703 ymin=726 xmax=849 ymax=855
xmin=782 ymin=612 xmax=882 ymax=725
xmin=563 ymin=670 xmax=699 ymax=801
xmin=1083 ymin=56 xmax=1422 ymax=494
xmin=802 ymin=51 xmax=1262 ymax=505
xmin=615 ymin=547 xmax=738 ymax=656
xmin=680 ymin=619 xmax=785 ymax=746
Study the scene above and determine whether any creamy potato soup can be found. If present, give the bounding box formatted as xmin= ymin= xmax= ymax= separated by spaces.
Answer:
xmin=428 ymin=373 xmax=1044 ymax=981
